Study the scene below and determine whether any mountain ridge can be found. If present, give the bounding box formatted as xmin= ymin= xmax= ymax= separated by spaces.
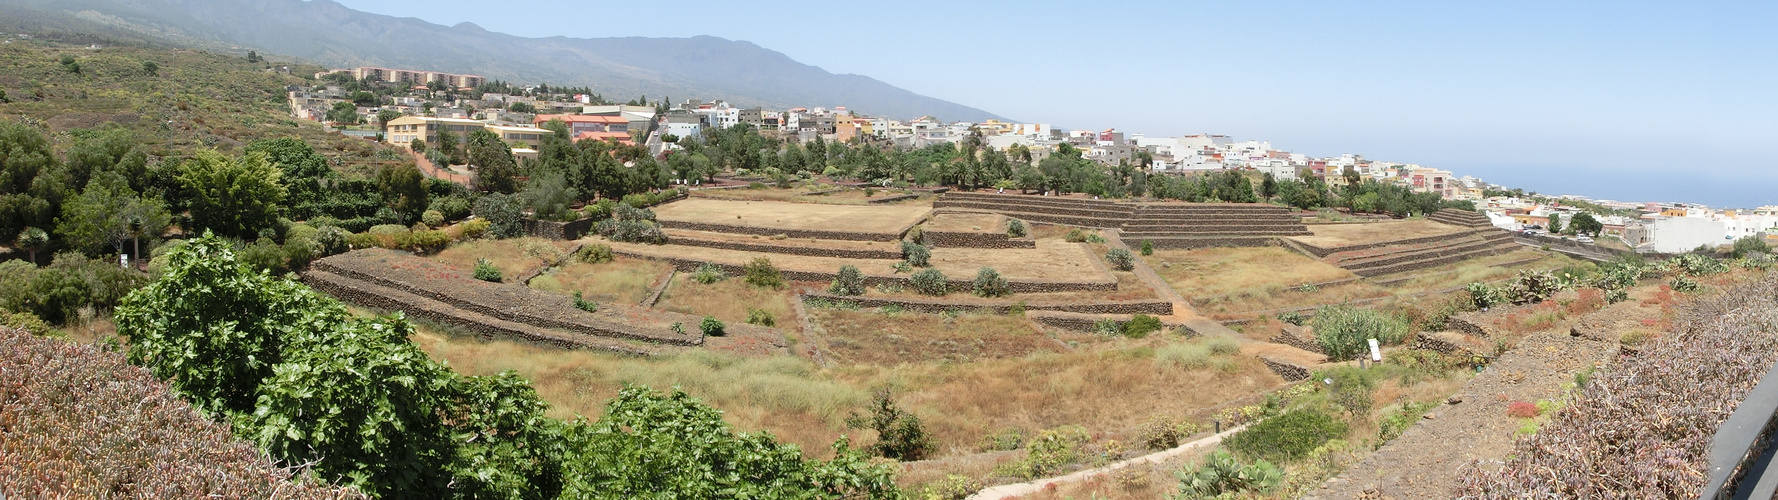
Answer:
xmin=0 ymin=0 xmax=1004 ymax=122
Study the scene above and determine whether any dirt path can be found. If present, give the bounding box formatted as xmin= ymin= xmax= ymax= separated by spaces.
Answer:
xmin=967 ymin=425 xmax=1248 ymax=500
xmin=1303 ymin=331 xmax=1620 ymax=499
xmin=1100 ymin=230 xmax=1234 ymax=337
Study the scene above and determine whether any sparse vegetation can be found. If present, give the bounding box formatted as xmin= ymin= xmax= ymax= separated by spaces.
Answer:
xmin=829 ymin=264 xmax=866 ymax=296
xmin=910 ymin=268 xmax=948 ymax=296
xmin=472 ymin=258 xmax=502 ymax=282
xmin=742 ymin=257 xmax=784 ymax=289
xmin=901 ymin=240 xmax=931 ymax=267
xmin=1223 ymin=410 xmax=1348 ymax=464
xmin=1105 ymin=247 xmax=1136 ymax=271
xmin=971 ymin=267 xmax=1011 ymax=297
xmin=1006 ymin=218 xmax=1027 ymax=237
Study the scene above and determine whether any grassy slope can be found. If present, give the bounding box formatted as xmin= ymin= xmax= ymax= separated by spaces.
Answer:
xmin=0 ymin=37 xmax=393 ymax=176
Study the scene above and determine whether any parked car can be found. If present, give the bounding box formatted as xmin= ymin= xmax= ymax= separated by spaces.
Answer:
xmin=1576 ymin=236 xmax=1594 ymax=243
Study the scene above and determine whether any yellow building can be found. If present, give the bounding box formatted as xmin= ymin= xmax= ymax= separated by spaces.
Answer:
xmin=485 ymin=125 xmax=549 ymax=148
xmin=386 ymin=116 xmax=486 ymax=147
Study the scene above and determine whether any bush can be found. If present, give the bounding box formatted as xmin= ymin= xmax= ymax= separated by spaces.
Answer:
xmin=1313 ymin=305 xmax=1409 ymax=360
xmin=1105 ymin=248 xmax=1135 ymax=271
xmin=1670 ymin=276 xmax=1700 ymax=293
xmin=1124 ymin=314 xmax=1163 ymax=338
xmin=1172 ymin=449 xmax=1284 ymax=498
xmin=595 ymin=203 xmax=666 ymax=244
xmin=746 ymin=308 xmax=775 ymax=327
xmin=1505 ymin=269 xmax=1563 ymax=305
xmin=457 ymin=218 xmax=491 ymax=239
xmin=574 ymin=244 xmax=614 ymax=264
xmin=473 ymin=258 xmax=502 ymax=282
xmin=1276 ymin=310 xmax=1309 ymax=326
xmin=845 ymin=389 xmax=932 ymax=461
xmin=1006 ymin=218 xmax=1027 ymax=237
xmin=691 ymin=262 xmax=728 ymax=284
xmin=427 ymin=195 xmax=472 ymax=222
xmin=742 ymin=257 xmax=784 ymax=289
xmin=472 ymin=193 xmax=525 ymax=239
xmin=1466 ymin=282 xmax=1505 ymax=309
xmin=1325 ymin=366 xmax=1377 ymax=419
xmin=1065 ymin=228 xmax=1090 ymax=243
xmin=406 ymin=229 xmax=450 ymax=255
xmin=1223 ymin=410 xmax=1348 ymax=463
xmin=909 ymin=268 xmax=948 ymax=296
xmin=998 ymin=426 xmax=1090 ymax=479
xmin=972 ymin=267 xmax=1011 ymax=297
xmin=313 ymin=225 xmax=349 ymax=255
xmin=572 ymin=291 xmax=598 ymax=313
xmin=420 ymin=210 xmax=445 ymax=228
xmin=829 ymin=265 xmax=866 ymax=296
xmin=1206 ymin=335 xmax=1242 ymax=355
xmin=1138 ymin=415 xmax=1203 ymax=450
xmin=699 ymin=316 xmax=725 ymax=336
xmin=1669 ymin=253 xmax=1728 ymax=276
xmin=1140 ymin=240 xmax=1154 ymax=256
xmin=901 ymin=241 xmax=931 ymax=267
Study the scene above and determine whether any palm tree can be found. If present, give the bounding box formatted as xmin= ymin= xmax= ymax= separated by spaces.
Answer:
xmin=16 ymin=227 xmax=48 ymax=264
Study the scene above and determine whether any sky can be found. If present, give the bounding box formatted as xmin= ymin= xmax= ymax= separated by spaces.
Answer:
xmin=330 ymin=0 xmax=1778 ymax=208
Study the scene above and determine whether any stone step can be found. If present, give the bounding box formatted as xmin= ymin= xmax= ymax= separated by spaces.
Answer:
xmin=1350 ymin=243 xmax=1522 ymax=278
xmin=1331 ymin=235 xmax=1502 ymax=269
xmin=662 ymin=228 xmax=903 ymax=259
xmin=1131 ymin=236 xmax=1283 ymax=249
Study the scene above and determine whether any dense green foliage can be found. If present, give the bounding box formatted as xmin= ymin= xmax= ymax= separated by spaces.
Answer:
xmin=1311 ymin=305 xmax=1409 ymax=360
xmin=1123 ymin=314 xmax=1164 ymax=338
xmin=1105 ymin=247 xmax=1135 ymax=271
xmin=742 ymin=257 xmax=785 ymax=289
xmin=1170 ymin=450 xmax=1284 ymax=499
xmin=846 ymin=390 xmax=933 ymax=461
xmin=114 ymin=233 xmax=903 ymax=499
xmin=1223 ymin=410 xmax=1348 ymax=464
xmin=971 ymin=267 xmax=1011 ymax=298
xmin=910 ymin=268 xmax=948 ymax=296
xmin=829 ymin=264 xmax=866 ymax=296
xmin=900 ymin=240 xmax=931 ymax=267
xmin=472 ymin=258 xmax=503 ymax=282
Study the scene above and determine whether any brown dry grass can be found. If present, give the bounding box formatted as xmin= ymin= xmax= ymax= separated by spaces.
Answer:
xmin=407 ymin=324 xmax=864 ymax=457
xmin=431 ymin=238 xmax=571 ymax=279
xmin=1377 ymin=250 xmax=1572 ymax=294
xmin=1292 ymin=219 xmax=1469 ymax=248
xmin=599 ymin=237 xmax=1110 ymax=283
xmin=810 ymin=308 xmax=1060 ymax=365
xmin=655 ymin=198 xmax=930 ymax=234
xmin=924 ymin=212 xmax=1007 ymax=233
xmin=694 ymin=185 xmax=930 ymax=206
xmin=528 ymin=256 xmax=670 ymax=305
xmin=656 ymin=274 xmax=799 ymax=327
xmin=1146 ymin=246 xmax=1357 ymax=300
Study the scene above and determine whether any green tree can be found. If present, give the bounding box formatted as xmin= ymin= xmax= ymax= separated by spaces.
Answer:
xmin=435 ymin=128 xmax=460 ymax=164
xmin=473 ymin=193 xmax=525 ymax=238
xmin=377 ymin=109 xmax=403 ymax=132
xmin=15 ymin=227 xmax=48 ymax=263
xmin=141 ymin=60 xmax=158 ymax=76
xmin=246 ymin=50 xmax=261 ymax=63
xmin=0 ymin=122 xmax=67 ymax=243
xmin=375 ymin=163 xmax=429 ymax=224
xmin=1260 ymin=173 xmax=1278 ymax=200
xmin=177 ymin=151 xmax=286 ymax=240
xmin=508 ymin=101 xmax=536 ymax=113
xmin=324 ymin=102 xmax=359 ymax=128
xmin=1733 ymin=235 xmax=1771 ymax=258
xmin=1546 ymin=213 xmax=1563 ymax=234
xmin=58 ymin=172 xmax=169 ymax=257
xmin=1569 ymin=212 xmax=1604 ymax=237
xmin=468 ymin=129 xmax=519 ymax=193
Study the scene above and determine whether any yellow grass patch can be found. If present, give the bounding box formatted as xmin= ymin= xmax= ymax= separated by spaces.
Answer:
xmin=529 ymin=256 xmax=670 ymax=304
xmin=656 ymin=274 xmax=799 ymax=326
xmin=1146 ymin=246 xmax=1356 ymax=299
xmin=431 ymin=238 xmax=571 ymax=278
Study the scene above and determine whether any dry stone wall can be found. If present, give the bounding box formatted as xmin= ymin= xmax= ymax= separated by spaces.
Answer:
xmin=922 ymin=230 xmax=1035 ymax=249
xmin=1411 ymin=331 xmax=1489 ymax=358
xmin=800 ymin=292 xmax=1173 ymax=316
xmin=664 ymin=235 xmax=904 ymax=259
xmin=611 ymin=249 xmax=1117 ymax=293
xmin=1260 ymin=357 xmax=1311 ymax=381
xmin=304 ymin=270 xmax=656 ymax=356
xmin=657 ymin=220 xmax=909 ymax=242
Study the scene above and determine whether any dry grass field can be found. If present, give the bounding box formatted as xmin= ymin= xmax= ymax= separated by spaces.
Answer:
xmin=430 ymin=238 xmax=574 ymax=280
xmin=1290 ymin=219 xmax=1469 ymax=248
xmin=655 ymin=198 xmax=930 ymax=235
xmin=923 ymin=212 xmax=1008 ymax=233
xmin=527 ymin=256 xmax=671 ymax=305
xmin=599 ymin=237 xmax=1111 ymax=283
xmin=655 ymin=274 xmax=800 ymax=327
xmin=1145 ymin=246 xmax=1358 ymax=299
xmin=809 ymin=308 xmax=1062 ymax=365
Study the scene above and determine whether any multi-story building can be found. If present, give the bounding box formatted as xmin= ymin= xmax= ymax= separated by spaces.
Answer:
xmin=385 ymin=116 xmax=488 ymax=147
xmin=325 ymin=66 xmax=486 ymax=89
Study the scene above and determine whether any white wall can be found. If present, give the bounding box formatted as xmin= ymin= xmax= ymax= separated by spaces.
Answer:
xmin=1644 ymin=216 xmax=1729 ymax=253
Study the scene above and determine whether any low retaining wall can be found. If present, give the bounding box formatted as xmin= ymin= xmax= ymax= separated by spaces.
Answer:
xmin=1296 ymin=228 xmax=1502 ymax=258
xmin=658 ymin=220 xmax=904 ymax=242
xmin=1411 ymin=331 xmax=1488 ymax=358
xmin=865 ymin=193 xmax=921 ymax=204
xmin=1446 ymin=313 xmax=1494 ymax=339
xmin=1143 ymin=236 xmax=1282 ymax=250
xmin=665 ymin=235 xmax=904 ymax=259
xmin=1260 ymin=357 xmax=1311 ymax=381
xmin=611 ymin=249 xmax=1118 ymax=293
xmin=800 ymin=292 xmax=1173 ymax=316
xmin=922 ymin=230 xmax=1035 ymax=249
xmin=1268 ymin=326 xmax=1323 ymax=354
xmin=304 ymin=270 xmax=655 ymax=356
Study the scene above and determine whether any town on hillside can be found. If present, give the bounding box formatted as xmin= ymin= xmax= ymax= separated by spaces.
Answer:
xmin=294 ymin=65 xmax=1778 ymax=256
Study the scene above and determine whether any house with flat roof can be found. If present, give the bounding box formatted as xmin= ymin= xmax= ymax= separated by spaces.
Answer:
xmin=385 ymin=116 xmax=486 ymax=147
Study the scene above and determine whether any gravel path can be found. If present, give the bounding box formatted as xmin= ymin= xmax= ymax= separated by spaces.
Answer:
xmin=1304 ymin=331 xmax=1620 ymax=499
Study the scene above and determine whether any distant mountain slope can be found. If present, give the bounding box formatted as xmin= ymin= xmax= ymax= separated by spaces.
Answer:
xmin=0 ymin=0 xmax=1003 ymax=122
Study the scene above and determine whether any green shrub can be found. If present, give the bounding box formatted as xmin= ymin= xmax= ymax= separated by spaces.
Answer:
xmin=572 ymin=291 xmax=598 ymax=313
xmin=471 ymin=193 xmax=526 ymax=239
xmin=901 ymin=241 xmax=931 ymax=267
xmin=1312 ymin=304 xmax=1409 ymax=360
xmin=909 ymin=268 xmax=948 ymax=296
xmin=742 ymin=257 xmax=784 ymax=289
xmin=691 ymin=263 xmax=728 ymax=284
xmin=972 ymin=267 xmax=1011 ymax=298
xmin=1324 ymin=366 xmax=1377 ymax=419
xmin=1276 ymin=310 xmax=1309 ymax=326
xmin=1466 ymin=282 xmax=1505 ymax=309
xmin=699 ymin=316 xmax=725 ymax=336
xmin=1223 ymin=410 xmax=1348 ymax=463
xmin=1172 ymin=449 xmax=1284 ymax=498
xmin=420 ymin=210 xmax=445 ymax=228
xmin=1065 ymin=228 xmax=1090 ymax=243
xmin=1124 ymin=314 xmax=1163 ymax=338
xmin=978 ymin=428 xmax=1026 ymax=452
xmin=575 ymin=244 xmax=614 ymax=264
xmin=1505 ymin=269 xmax=1563 ymax=305
xmin=1206 ymin=335 xmax=1242 ymax=356
xmin=427 ymin=195 xmax=472 ymax=222
xmin=1006 ymin=218 xmax=1027 ymax=237
xmin=746 ymin=308 xmax=775 ymax=327
xmin=406 ymin=229 xmax=451 ymax=255
xmin=1093 ymin=319 xmax=1121 ymax=337
xmin=1138 ymin=415 xmax=1203 ymax=450
xmin=997 ymin=426 xmax=1090 ymax=479
xmin=1105 ymin=248 xmax=1135 ymax=271
xmin=457 ymin=219 xmax=491 ymax=239
xmin=1140 ymin=240 xmax=1154 ymax=256
xmin=1670 ymin=276 xmax=1700 ymax=292
xmin=0 ymin=310 xmax=53 ymax=336
xmin=472 ymin=258 xmax=502 ymax=283
xmin=828 ymin=265 xmax=866 ymax=296
xmin=919 ymin=474 xmax=981 ymax=500
xmin=845 ymin=389 xmax=932 ymax=461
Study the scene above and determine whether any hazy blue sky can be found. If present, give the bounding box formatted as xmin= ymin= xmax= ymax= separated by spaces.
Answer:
xmin=332 ymin=0 xmax=1776 ymax=207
